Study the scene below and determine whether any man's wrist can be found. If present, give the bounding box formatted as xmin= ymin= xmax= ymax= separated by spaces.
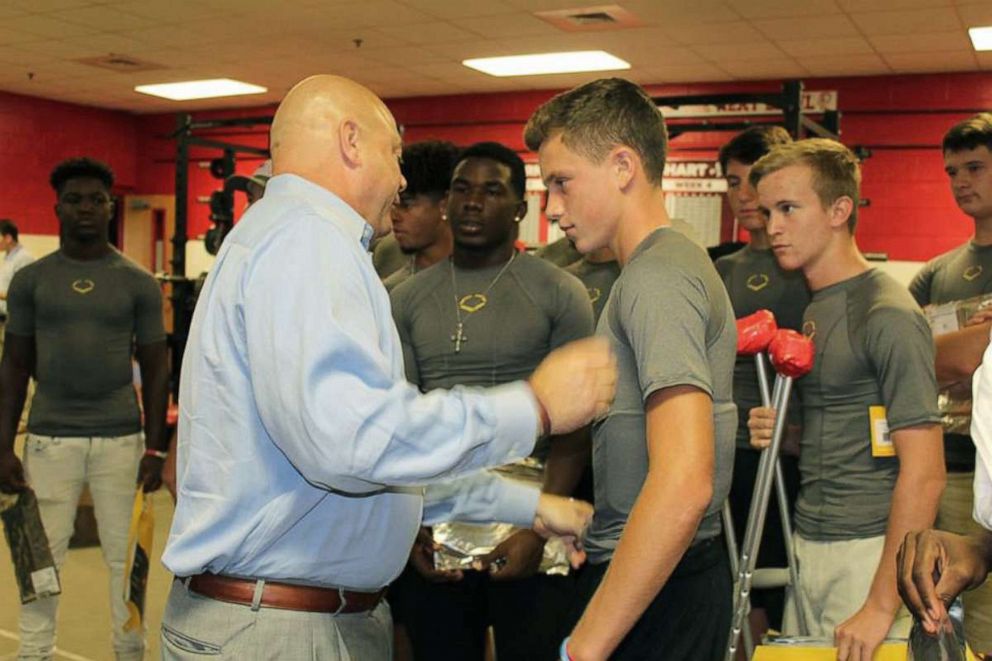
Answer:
xmin=143 ymin=448 xmax=168 ymax=460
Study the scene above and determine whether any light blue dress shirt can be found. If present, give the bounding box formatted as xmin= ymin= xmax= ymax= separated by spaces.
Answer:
xmin=162 ymin=174 xmax=541 ymax=591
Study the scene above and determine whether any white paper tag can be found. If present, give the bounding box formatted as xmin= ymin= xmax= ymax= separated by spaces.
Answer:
xmin=31 ymin=566 xmax=60 ymax=596
xmin=927 ymin=302 xmax=960 ymax=336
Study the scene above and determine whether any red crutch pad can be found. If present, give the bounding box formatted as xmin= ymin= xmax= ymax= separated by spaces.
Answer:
xmin=768 ymin=329 xmax=815 ymax=378
xmin=736 ymin=309 xmax=778 ymax=356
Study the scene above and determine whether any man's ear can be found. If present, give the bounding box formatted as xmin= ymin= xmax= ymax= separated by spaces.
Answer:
xmin=514 ymin=198 xmax=528 ymax=223
xmin=610 ymin=146 xmax=636 ymax=190
xmin=829 ymin=196 xmax=854 ymax=230
xmin=339 ymin=119 xmax=361 ymax=167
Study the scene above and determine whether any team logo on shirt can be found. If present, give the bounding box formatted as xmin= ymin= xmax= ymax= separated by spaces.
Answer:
xmin=802 ymin=320 xmax=816 ymax=339
xmin=587 ymin=287 xmax=602 ymax=304
xmin=746 ymin=273 xmax=770 ymax=292
xmin=71 ymin=279 xmax=95 ymax=295
xmin=964 ymin=265 xmax=983 ymax=281
xmin=458 ymin=294 xmax=487 ymax=313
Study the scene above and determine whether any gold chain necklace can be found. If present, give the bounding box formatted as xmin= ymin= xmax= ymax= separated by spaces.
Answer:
xmin=449 ymin=252 xmax=516 ymax=354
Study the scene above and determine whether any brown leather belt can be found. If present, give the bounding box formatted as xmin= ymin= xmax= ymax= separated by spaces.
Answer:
xmin=183 ymin=573 xmax=384 ymax=614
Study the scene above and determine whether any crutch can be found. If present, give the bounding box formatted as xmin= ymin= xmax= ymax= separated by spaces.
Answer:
xmin=726 ymin=319 xmax=815 ymax=661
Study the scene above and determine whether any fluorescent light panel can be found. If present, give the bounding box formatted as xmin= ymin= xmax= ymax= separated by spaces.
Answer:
xmin=463 ymin=50 xmax=630 ymax=77
xmin=134 ymin=78 xmax=267 ymax=101
xmin=970 ymin=26 xmax=992 ymax=51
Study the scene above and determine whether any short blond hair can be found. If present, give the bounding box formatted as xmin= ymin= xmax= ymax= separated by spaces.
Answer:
xmin=749 ymin=138 xmax=861 ymax=232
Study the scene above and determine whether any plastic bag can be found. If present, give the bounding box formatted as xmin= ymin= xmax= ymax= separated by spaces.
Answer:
xmin=907 ymin=608 xmax=966 ymax=661
xmin=0 ymin=489 xmax=61 ymax=604
xmin=122 ymin=488 xmax=153 ymax=632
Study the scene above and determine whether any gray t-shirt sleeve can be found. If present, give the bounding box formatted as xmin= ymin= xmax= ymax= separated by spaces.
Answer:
xmin=389 ymin=287 xmax=421 ymax=387
xmin=618 ymin=263 xmax=714 ymax=401
xmin=5 ymin=267 xmax=34 ymax=336
xmin=134 ymin=273 xmax=166 ymax=345
xmin=865 ymin=305 xmax=940 ymax=431
xmin=550 ymin=274 xmax=595 ymax=350
xmin=908 ymin=262 xmax=934 ymax=306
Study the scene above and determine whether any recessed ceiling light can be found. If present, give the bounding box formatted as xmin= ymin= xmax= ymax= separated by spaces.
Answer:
xmin=463 ymin=50 xmax=630 ymax=77
xmin=969 ymin=26 xmax=992 ymax=51
xmin=134 ymin=78 xmax=267 ymax=101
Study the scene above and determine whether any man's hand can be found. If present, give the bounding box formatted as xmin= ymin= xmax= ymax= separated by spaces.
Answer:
xmin=0 ymin=451 xmax=27 ymax=493
xmin=530 ymin=337 xmax=616 ymax=435
xmin=532 ymin=493 xmax=593 ymax=569
xmin=408 ymin=527 xmax=463 ymax=583
xmin=474 ymin=529 xmax=546 ymax=581
xmin=897 ymin=529 xmax=992 ymax=634
xmin=965 ymin=308 xmax=992 ymax=327
xmin=835 ymin=602 xmax=893 ymax=661
xmin=136 ymin=455 xmax=164 ymax=493
xmin=748 ymin=406 xmax=776 ymax=449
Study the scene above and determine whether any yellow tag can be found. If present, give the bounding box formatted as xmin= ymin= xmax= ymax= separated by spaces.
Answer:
xmin=869 ymin=406 xmax=895 ymax=457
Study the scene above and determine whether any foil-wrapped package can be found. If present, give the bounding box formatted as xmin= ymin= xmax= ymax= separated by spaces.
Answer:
xmin=432 ymin=457 xmax=570 ymax=576
xmin=1 ymin=489 xmax=61 ymax=604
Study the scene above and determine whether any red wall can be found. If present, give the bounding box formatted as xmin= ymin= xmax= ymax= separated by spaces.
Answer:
xmin=6 ymin=71 xmax=992 ymax=260
xmin=0 ymin=91 xmax=139 ymax=235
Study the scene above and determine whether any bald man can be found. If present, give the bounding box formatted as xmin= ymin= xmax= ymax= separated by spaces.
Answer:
xmin=159 ymin=76 xmax=615 ymax=660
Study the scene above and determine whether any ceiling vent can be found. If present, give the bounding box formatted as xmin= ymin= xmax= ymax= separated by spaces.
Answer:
xmin=534 ymin=5 xmax=643 ymax=32
xmin=75 ymin=54 xmax=166 ymax=73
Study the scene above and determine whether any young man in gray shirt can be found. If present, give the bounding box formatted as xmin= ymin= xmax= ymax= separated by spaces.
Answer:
xmin=750 ymin=140 xmax=944 ymax=661
xmin=906 ymin=111 xmax=992 ymax=658
xmin=390 ymin=142 xmax=593 ymax=660
xmin=0 ymin=157 xmax=170 ymax=661
xmin=383 ymin=140 xmax=458 ymax=292
xmin=715 ymin=126 xmax=809 ymax=635
xmin=526 ymin=78 xmax=738 ymax=661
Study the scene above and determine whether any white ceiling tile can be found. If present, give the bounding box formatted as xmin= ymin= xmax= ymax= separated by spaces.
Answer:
xmin=307 ymin=1 xmax=438 ymax=28
xmin=104 ymin=0 xmax=228 ymax=21
xmin=726 ymin=0 xmax=840 ymax=20
xmin=0 ymin=44 xmax=63 ymax=66
xmin=375 ymin=21 xmax=478 ymax=45
xmin=849 ymin=8 xmax=962 ymax=35
xmin=619 ymin=0 xmax=742 ymax=24
xmin=4 ymin=14 xmax=98 ymax=39
xmin=15 ymin=39 xmax=93 ymax=59
xmin=628 ymin=62 xmax=731 ymax=84
xmin=716 ymin=58 xmax=809 ymax=79
xmin=398 ymin=0 xmax=519 ymax=19
xmin=883 ymin=50 xmax=979 ymax=72
xmin=694 ymin=41 xmax=786 ymax=62
xmin=752 ymin=15 xmax=862 ymax=40
xmin=7 ymin=0 xmax=101 ymax=11
xmin=500 ymin=0 xmax=617 ymax=12
xmin=451 ymin=13 xmax=566 ymax=39
xmin=870 ymin=31 xmax=973 ymax=53
xmin=837 ymin=0 xmax=951 ymax=9
xmin=0 ymin=0 xmax=983 ymax=113
xmin=663 ymin=20 xmax=766 ymax=46
xmin=955 ymin=2 xmax=992 ymax=27
xmin=776 ymin=36 xmax=875 ymax=58
xmin=797 ymin=53 xmax=892 ymax=76
xmin=56 ymin=6 xmax=160 ymax=31
xmin=361 ymin=45 xmax=452 ymax=67
xmin=421 ymin=39 xmax=520 ymax=60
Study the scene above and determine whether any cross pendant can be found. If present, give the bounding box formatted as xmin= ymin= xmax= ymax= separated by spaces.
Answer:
xmin=451 ymin=322 xmax=466 ymax=353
